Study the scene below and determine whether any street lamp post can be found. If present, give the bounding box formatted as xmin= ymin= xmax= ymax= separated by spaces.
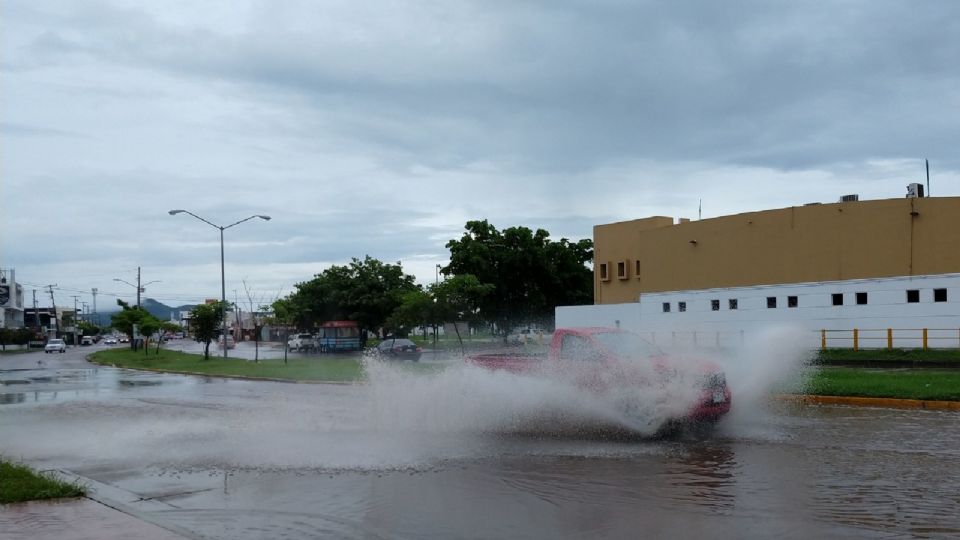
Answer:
xmin=113 ymin=267 xmax=159 ymax=309
xmin=168 ymin=210 xmax=271 ymax=359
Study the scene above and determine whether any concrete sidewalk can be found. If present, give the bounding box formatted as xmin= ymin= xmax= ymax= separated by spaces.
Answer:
xmin=0 ymin=498 xmax=190 ymax=540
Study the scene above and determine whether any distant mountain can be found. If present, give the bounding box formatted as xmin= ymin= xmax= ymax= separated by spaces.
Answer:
xmin=141 ymin=298 xmax=198 ymax=321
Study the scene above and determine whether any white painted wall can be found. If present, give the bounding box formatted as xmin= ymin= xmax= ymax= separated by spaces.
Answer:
xmin=557 ymin=273 xmax=960 ymax=349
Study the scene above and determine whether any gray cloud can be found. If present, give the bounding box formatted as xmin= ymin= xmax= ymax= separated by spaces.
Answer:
xmin=2 ymin=0 xmax=959 ymax=305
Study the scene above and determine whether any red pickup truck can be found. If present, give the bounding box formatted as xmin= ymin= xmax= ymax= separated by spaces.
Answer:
xmin=468 ymin=327 xmax=732 ymax=429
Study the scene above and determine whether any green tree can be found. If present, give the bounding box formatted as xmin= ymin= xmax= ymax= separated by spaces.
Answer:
xmin=444 ymin=220 xmax=593 ymax=339
xmin=0 ymin=328 xmax=31 ymax=351
xmin=431 ymin=274 xmax=494 ymax=352
xmin=385 ymin=288 xmax=434 ymax=338
xmin=111 ymin=300 xmax=163 ymax=351
xmin=153 ymin=321 xmax=181 ymax=355
xmin=281 ymin=256 xmax=419 ymax=337
xmin=189 ymin=302 xmax=225 ymax=360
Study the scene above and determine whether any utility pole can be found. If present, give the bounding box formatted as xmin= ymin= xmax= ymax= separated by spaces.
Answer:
xmin=91 ymin=288 xmax=99 ymax=325
xmin=137 ymin=266 xmax=142 ymax=308
xmin=71 ymin=295 xmax=81 ymax=345
xmin=32 ymin=290 xmax=38 ymax=330
xmin=45 ymin=285 xmax=59 ymax=338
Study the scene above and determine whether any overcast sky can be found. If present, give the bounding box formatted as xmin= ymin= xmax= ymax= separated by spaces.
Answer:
xmin=2 ymin=0 xmax=959 ymax=312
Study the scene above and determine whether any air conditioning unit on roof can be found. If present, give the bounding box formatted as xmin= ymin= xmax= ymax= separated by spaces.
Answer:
xmin=839 ymin=194 xmax=859 ymax=202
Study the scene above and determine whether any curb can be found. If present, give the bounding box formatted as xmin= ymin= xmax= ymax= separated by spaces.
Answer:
xmin=778 ymin=394 xmax=960 ymax=411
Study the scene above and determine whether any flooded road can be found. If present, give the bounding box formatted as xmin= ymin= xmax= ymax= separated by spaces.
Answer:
xmin=2 ymin=346 xmax=959 ymax=539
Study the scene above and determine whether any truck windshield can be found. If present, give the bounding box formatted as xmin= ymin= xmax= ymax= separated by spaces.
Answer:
xmin=593 ymin=332 xmax=661 ymax=359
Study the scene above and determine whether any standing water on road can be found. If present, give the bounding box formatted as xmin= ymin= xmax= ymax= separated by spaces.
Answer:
xmin=2 ymin=336 xmax=958 ymax=539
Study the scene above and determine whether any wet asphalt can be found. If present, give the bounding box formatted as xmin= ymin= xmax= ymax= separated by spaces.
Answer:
xmin=2 ymin=343 xmax=959 ymax=539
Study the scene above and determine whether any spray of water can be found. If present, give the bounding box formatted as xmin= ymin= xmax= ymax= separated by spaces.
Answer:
xmin=0 ymin=327 xmax=812 ymax=473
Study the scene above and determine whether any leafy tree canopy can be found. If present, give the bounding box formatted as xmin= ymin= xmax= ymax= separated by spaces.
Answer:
xmin=189 ymin=301 xmax=226 ymax=360
xmin=277 ymin=256 xmax=419 ymax=334
xmin=444 ymin=220 xmax=593 ymax=335
xmin=112 ymin=299 xmax=164 ymax=349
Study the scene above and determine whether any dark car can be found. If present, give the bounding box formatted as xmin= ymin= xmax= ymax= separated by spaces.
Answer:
xmin=375 ymin=338 xmax=422 ymax=361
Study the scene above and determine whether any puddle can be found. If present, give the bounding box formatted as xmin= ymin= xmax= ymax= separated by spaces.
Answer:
xmin=0 ymin=393 xmax=26 ymax=404
xmin=119 ymin=380 xmax=164 ymax=387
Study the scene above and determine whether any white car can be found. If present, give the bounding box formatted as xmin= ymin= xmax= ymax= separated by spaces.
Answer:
xmin=287 ymin=333 xmax=315 ymax=352
xmin=103 ymin=336 xmax=118 ymax=345
xmin=44 ymin=339 xmax=66 ymax=353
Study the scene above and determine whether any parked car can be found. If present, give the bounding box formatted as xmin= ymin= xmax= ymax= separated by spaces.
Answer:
xmin=80 ymin=336 xmax=94 ymax=346
xmin=287 ymin=333 xmax=316 ymax=352
xmin=103 ymin=336 xmax=118 ymax=345
xmin=44 ymin=339 xmax=67 ymax=354
xmin=375 ymin=337 xmax=422 ymax=361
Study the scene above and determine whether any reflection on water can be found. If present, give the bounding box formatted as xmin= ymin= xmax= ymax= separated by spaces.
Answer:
xmin=0 ymin=392 xmax=26 ymax=404
xmin=665 ymin=443 xmax=738 ymax=513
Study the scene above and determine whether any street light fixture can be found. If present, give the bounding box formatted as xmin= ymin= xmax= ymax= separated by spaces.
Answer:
xmin=168 ymin=209 xmax=271 ymax=359
xmin=113 ymin=273 xmax=160 ymax=308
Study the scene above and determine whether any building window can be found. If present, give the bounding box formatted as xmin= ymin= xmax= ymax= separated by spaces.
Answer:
xmin=678 ymin=301 xmax=687 ymax=312
xmin=906 ymin=290 xmax=920 ymax=303
xmin=599 ymin=263 xmax=609 ymax=282
xmin=617 ymin=261 xmax=627 ymax=280
xmin=788 ymin=296 xmax=798 ymax=308
xmin=662 ymin=302 xmax=671 ymax=313
xmin=832 ymin=293 xmax=843 ymax=306
xmin=635 ymin=260 xmax=641 ymax=279
xmin=856 ymin=292 xmax=868 ymax=305
xmin=728 ymin=299 xmax=738 ymax=310
xmin=767 ymin=297 xmax=776 ymax=309
xmin=711 ymin=299 xmax=720 ymax=311
xmin=934 ymin=288 xmax=948 ymax=302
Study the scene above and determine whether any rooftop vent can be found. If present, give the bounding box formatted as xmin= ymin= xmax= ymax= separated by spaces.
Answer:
xmin=839 ymin=194 xmax=859 ymax=203
xmin=906 ymin=183 xmax=925 ymax=198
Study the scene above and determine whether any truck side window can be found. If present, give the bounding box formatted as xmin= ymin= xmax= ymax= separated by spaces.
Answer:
xmin=560 ymin=334 xmax=598 ymax=361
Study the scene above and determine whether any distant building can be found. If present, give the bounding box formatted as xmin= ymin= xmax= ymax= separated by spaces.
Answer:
xmin=558 ymin=193 xmax=960 ymax=348
xmin=0 ymin=269 xmax=25 ymax=329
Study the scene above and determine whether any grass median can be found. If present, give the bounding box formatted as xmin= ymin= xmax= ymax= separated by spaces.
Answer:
xmin=89 ymin=348 xmax=439 ymax=382
xmin=804 ymin=367 xmax=960 ymax=401
xmin=0 ymin=459 xmax=85 ymax=504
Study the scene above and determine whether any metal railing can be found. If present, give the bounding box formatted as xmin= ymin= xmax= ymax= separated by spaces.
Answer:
xmin=641 ymin=330 xmax=746 ymax=349
xmin=820 ymin=328 xmax=960 ymax=350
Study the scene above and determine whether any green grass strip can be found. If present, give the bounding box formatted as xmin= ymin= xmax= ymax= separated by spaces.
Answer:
xmin=89 ymin=348 xmax=440 ymax=382
xmin=0 ymin=459 xmax=85 ymax=504
xmin=806 ymin=367 xmax=960 ymax=401
xmin=91 ymin=348 xmax=365 ymax=382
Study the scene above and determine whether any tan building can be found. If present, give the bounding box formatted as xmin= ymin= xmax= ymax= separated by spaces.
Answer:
xmin=593 ymin=196 xmax=960 ymax=304
xmin=555 ymin=194 xmax=960 ymax=348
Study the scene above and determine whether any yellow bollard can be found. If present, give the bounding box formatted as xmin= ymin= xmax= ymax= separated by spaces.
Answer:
xmin=821 ymin=329 xmax=826 ymax=350
xmin=887 ymin=328 xmax=893 ymax=350
xmin=923 ymin=328 xmax=929 ymax=350
xmin=853 ymin=328 xmax=859 ymax=352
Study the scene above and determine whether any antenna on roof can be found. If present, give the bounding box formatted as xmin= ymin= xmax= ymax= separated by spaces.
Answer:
xmin=926 ymin=158 xmax=930 ymax=196
xmin=698 ymin=198 xmax=702 ymax=220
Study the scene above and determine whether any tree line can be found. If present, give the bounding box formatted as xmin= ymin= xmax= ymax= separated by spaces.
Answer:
xmin=273 ymin=220 xmax=593 ymax=339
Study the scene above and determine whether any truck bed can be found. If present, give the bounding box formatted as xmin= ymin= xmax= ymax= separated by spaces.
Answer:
xmin=468 ymin=351 xmax=548 ymax=373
